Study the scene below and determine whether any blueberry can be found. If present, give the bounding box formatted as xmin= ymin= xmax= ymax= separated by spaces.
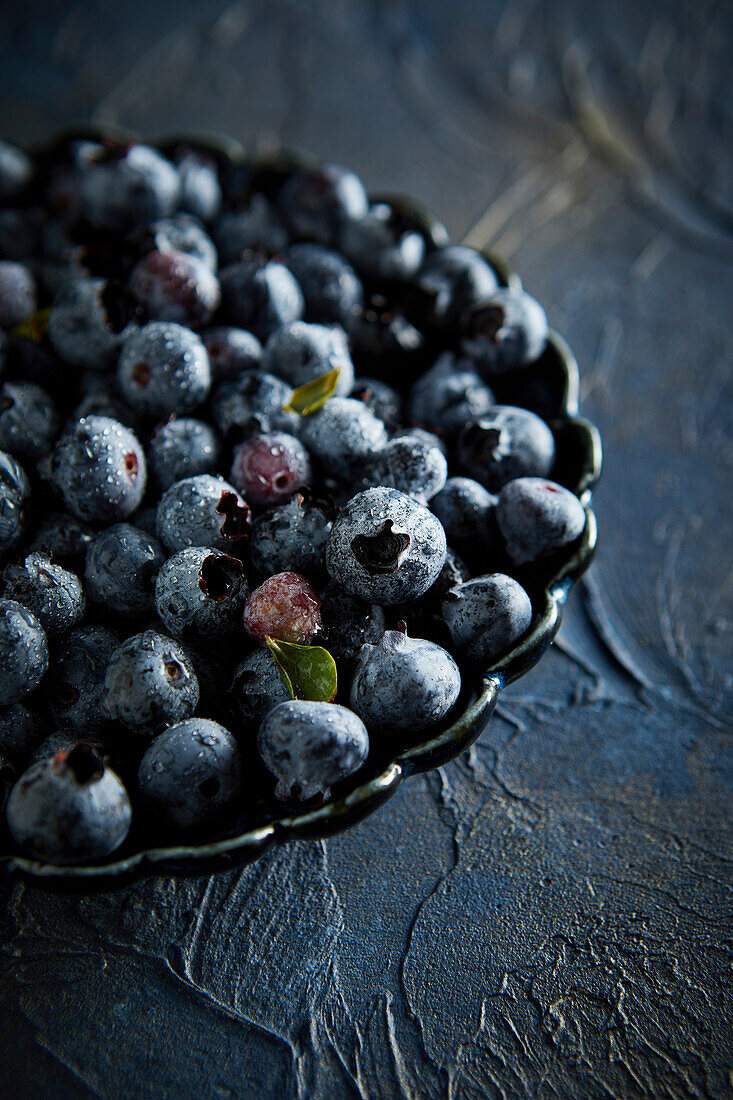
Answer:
xmin=211 ymin=369 xmax=298 ymax=440
xmin=350 ymin=630 xmax=460 ymax=734
xmin=496 ymin=477 xmax=586 ymax=565
xmin=44 ymin=416 xmax=147 ymax=523
xmin=462 ymin=287 xmax=548 ymax=374
xmin=202 ymin=327 xmax=263 ymax=384
xmin=360 ymin=435 xmax=448 ymax=503
xmin=219 ymin=257 xmax=303 ymax=341
xmin=155 ymin=547 xmax=249 ymax=640
xmin=214 ymin=196 xmax=289 ymax=262
xmin=80 ymin=143 xmax=180 ymax=231
xmin=0 ymin=140 xmax=33 ymax=201
xmin=407 ymin=351 xmax=495 ymax=439
xmin=457 ymin=406 xmax=555 ymax=492
xmin=325 ymin=486 xmax=447 ymax=605
xmin=6 ymin=744 xmax=131 ymax=863
xmin=442 ymin=574 xmax=532 ymax=665
xmin=341 ymin=202 xmax=426 ymax=281
xmin=230 ymin=648 xmax=290 ymax=725
xmin=0 ymin=703 xmax=45 ymax=763
xmin=262 ymin=321 xmax=355 ymax=396
xmin=0 ymin=451 xmax=29 ymax=553
xmin=416 ymin=245 xmax=499 ymax=328
xmin=431 ymin=477 xmax=498 ymax=554
xmin=0 ymin=261 xmax=36 ymax=327
xmin=0 ymin=381 xmax=58 ymax=460
xmin=147 ymin=213 xmax=218 ymax=270
xmin=148 ymin=417 xmax=220 ymax=490
xmin=278 ymin=163 xmax=368 ymax=246
xmin=285 ymin=242 xmax=363 ymax=326
xmin=47 ymin=277 xmax=138 ymax=370
xmin=258 ymin=699 xmax=369 ymax=802
xmin=350 ymin=377 xmax=403 ymax=431
xmin=117 ymin=322 xmax=211 ymax=418
xmin=129 ymin=250 xmax=221 ymax=329
xmin=46 ymin=625 xmax=120 ymax=731
xmin=249 ymin=494 xmax=331 ymax=578
xmin=156 ymin=474 xmax=251 ymax=553
xmin=85 ymin=524 xmax=165 ymax=615
xmin=28 ymin=731 xmax=111 ymax=768
xmin=319 ymin=582 xmax=386 ymax=662
xmin=104 ymin=629 xmax=199 ymax=733
xmin=138 ymin=718 xmax=241 ymax=830
xmin=3 ymin=553 xmax=85 ymax=637
xmin=243 ymin=571 xmax=321 ymax=645
xmin=28 ymin=512 xmax=94 ymax=571
xmin=174 ymin=150 xmax=222 ymax=223
xmin=0 ymin=598 xmax=48 ymax=704
xmin=230 ymin=432 xmax=312 ymax=506
xmin=299 ymin=397 xmax=388 ymax=481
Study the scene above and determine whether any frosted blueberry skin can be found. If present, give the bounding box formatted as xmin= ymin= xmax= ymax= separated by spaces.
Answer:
xmin=285 ymin=243 xmax=363 ymax=326
xmin=407 ymin=352 xmax=495 ymax=439
xmin=148 ymin=417 xmax=220 ymax=490
xmin=79 ymin=143 xmax=181 ymax=232
xmin=0 ymin=704 xmax=45 ymax=764
xmin=202 ymin=327 xmax=263 ymax=384
xmin=278 ymin=163 xmax=368 ymax=247
xmin=258 ymin=699 xmax=369 ymax=802
xmin=249 ymin=495 xmax=332 ymax=579
xmin=156 ymin=474 xmax=251 ymax=554
xmin=27 ymin=512 xmax=94 ymax=571
xmin=325 ymin=486 xmax=447 ymax=605
xmin=360 ymin=435 xmax=448 ymax=504
xmin=103 ymin=630 xmax=199 ymax=734
xmin=318 ymin=582 xmax=386 ymax=663
xmin=230 ymin=648 xmax=291 ymax=726
xmin=340 ymin=201 xmax=426 ymax=281
xmin=219 ymin=257 xmax=304 ymax=341
xmin=214 ymin=195 xmax=289 ymax=263
xmin=211 ymin=369 xmax=298 ymax=440
xmin=442 ymin=573 xmax=532 ymax=665
xmin=457 ymin=405 xmax=556 ymax=493
xmin=0 ymin=381 xmax=59 ymax=461
xmin=2 ymin=553 xmax=85 ymax=637
xmin=47 ymin=277 xmax=138 ymax=370
xmin=84 ymin=524 xmax=165 ymax=615
xmin=350 ymin=630 xmax=461 ymax=734
xmin=128 ymin=250 xmax=221 ymax=328
xmin=416 ymin=245 xmax=499 ymax=329
xmin=230 ymin=432 xmax=312 ymax=506
xmin=263 ymin=321 xmax=355 ymax=397
xmin=44 ymin=416 xmax=147 ymax=524
xmin=299 ymin=397 xmax=389 ymax=481
xmin=0 ymin=261 xmax=36 ymax=327
xmin=496 ymin=477 xmax=586 ymax=565
xmin=46 ymin=625 xmax=120 ymax=732
xmin=138 ymin=718 xmax=242 ymax=830
xmin=117 ymin=322 xmax=211 ymax=418
xmin=350 ymin=377 xmax=403 ymax=431
xmin=145 ymin=213 xmax=218 ymax=270
xmin=461 ymin=287 xmax=548 ymax=374
xmin=7 ymin=745 xmax=131 ymax=864
xmin=0 ymin=599 xmax=48 ymax=705
xmin=0 ymin=451 xmax=30 ymax=553
xmin=173 ymin=150 xmax=222 ymax=223
xmin=0 ymin=139 xmax=33 ymax=201
xmin=155 ymin=546 xmax=249 ymax=641
xmin=431 ymin=477 xmax=499 ymax=556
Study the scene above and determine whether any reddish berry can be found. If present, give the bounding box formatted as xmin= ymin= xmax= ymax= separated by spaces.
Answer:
xmin=243 ymin=571 xmax=321 ymax=645
xmin=129 ymin=249 xmax=220 ymax=328
xmin=230 ymin=432 xmax=312 ymax=506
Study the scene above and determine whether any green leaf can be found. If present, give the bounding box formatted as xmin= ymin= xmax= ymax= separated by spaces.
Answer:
xmin=265 ymin=637 xmax=338 ymax=703
xmin=282 ymin=369 xmax=341 ymax=416
xmin=12 ymin=307 xmax=51 ymax=344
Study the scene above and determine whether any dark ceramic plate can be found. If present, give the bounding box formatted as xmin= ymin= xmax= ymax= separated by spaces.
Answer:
xmin=0 ymin=132 xmax=601 ymax=889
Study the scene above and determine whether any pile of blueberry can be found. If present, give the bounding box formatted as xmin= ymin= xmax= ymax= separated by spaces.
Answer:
xmin=0 ymin=132 xmax=588 ymax=866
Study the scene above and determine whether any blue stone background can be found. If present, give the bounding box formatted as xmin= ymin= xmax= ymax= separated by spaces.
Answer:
xmin=1 ymin=2 xmax=732 ymax=1096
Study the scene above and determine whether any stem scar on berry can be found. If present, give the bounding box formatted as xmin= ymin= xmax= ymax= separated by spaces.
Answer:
xmin=124 ymin=452 xmax=139 ymax=478
xmin=352 ymin=520 xmax=411 ymax=575
xmin=216 ymin=491 xmax=251 ymax=540
xmin=60 ymin=744 xmax=106 ymax=784
xmin=198 ymin=554 xmax=242 ymax=600
xmin=132 ymin=362 xmax=151 ymax=387
xmin=165 ymin=659 xmax=183 ymax=681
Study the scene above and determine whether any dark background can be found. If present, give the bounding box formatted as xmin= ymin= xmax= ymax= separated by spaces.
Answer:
xmin=1 ymin=2 xmax=732 ymax=1097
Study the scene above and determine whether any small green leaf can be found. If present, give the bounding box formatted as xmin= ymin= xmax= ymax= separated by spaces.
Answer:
xmin=265 ymin=637 xmax=338 ymax=703
xmin=12 ymin=307 xmax=51 ymax=344
xmin=282 ymin=369 xmax=341 ymax=416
